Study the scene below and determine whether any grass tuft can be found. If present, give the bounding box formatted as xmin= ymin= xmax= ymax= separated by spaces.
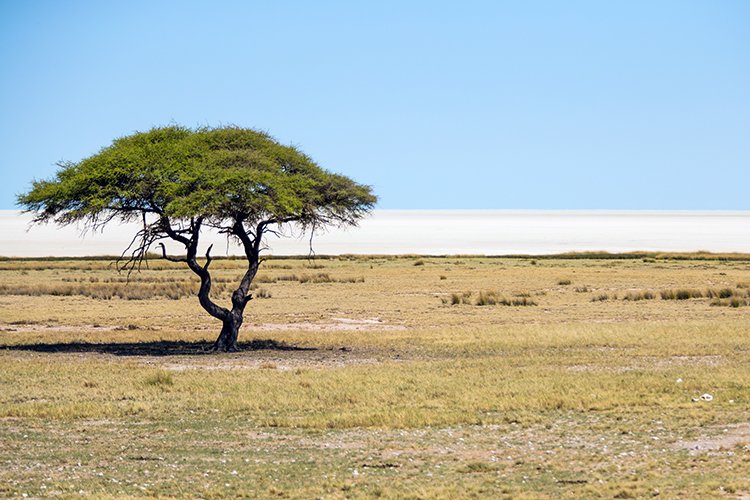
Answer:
xmin=705 ymin=288 xmax=737 ymax=299
xmin=622 ymin=290 xmax=656 ymax=301
xmin=143 ymin=370 xmax=174 ymax=387
xmin=660 ymin=288 xmax=703 ymax=300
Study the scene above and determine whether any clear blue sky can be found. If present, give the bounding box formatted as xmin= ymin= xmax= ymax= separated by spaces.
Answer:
xmin=1 ymin=1 xmax=748 ymax=210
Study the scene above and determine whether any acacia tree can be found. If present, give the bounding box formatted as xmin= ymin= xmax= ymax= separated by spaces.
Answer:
xmin=18 ymin=126 xmax=376 ymax=351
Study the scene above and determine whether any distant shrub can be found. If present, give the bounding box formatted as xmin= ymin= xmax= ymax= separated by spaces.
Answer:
xmin=475 ymin=291 xmax=498 ymax=306
xmin=469 ymin=291 xmax=537 ymax=307
xmin=441 ymin=290 xmax=537 ymax=306
xmin=255 ymin=288 xmax=272 ymax=299
xmin=574 ymin=286 xmax=591 ymax=293
xmin=705 ymin=288 xmax=735 ymax=299
xmin=622 ymin=290 xmax=656 ymax=301
xmin=501 ymin=297 xmax=536 ymax=307
xmin=337 ymin=276 xmax=366 ymax=283
xmin=264 ymin=263 xmax=293 ymax=269
xmin=255 ymin=275 xmax=278 ymax=283
xmin=448 ymin=291 xmax=472 ymax=305
xmin=259 ymin=273 xmax=364 ymax=284
xmin=413 ymin=260 xmax=425 ymax=266
xmin=0 ymin=281 xmax=228 ymax=300
xmin=660 ymin=289 xmax=703 ymax=300
xmin=303 ymin=263 xmax=326 ymax=269
xmin=299 ymin=273 xmax=332 ymax=283
xmin=711 ymin=297 xmax=748 ymax=308
xmin=557 ymin=279 xmax=572 ymax=286
xmin=276 ymin=274 xmax=300 ymax=282
xmin=592 ymin=293 xmax=610 ymax=302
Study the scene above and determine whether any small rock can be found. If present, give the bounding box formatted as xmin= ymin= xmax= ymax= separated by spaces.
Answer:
xmin=692 ymin=393 xmax=714 ymax=402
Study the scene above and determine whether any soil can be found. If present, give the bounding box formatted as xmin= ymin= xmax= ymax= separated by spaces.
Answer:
xmin=674 ymin=423 xmax=750 ymax=452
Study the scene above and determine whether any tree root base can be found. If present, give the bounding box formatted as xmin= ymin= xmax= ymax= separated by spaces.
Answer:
xmin=207 ymin=344 xmax=240 ymax=353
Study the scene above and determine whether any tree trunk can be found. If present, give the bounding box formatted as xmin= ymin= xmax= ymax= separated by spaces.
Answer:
xmin=212 ymin=311 xmax=243 ymax=352
xmin=160 ymin=217 xmax=261 ymax=353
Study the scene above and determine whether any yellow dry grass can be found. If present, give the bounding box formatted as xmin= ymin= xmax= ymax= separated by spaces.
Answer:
xmin=1 ymin=254 xmax=749 ymax=497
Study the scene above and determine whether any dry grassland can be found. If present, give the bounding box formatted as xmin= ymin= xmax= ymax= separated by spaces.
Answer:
xmin=1 ymin=254 xmax=749 ymax=498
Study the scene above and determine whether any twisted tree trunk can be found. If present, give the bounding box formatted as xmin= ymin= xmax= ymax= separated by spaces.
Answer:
xmin=213 ymin=312 xmax=243 ymax=352
xmin=210 ymin=287 xmax=254 ymax=352
xmin=161 ymin=217 xmax=266 ymax=352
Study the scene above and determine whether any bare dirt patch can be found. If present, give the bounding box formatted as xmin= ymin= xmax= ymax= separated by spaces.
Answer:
xmin=156 ymin=351 xmax=382 ymax=372
xmin=0 ymin=322 xmax=123 ymax=332
xmin=567 ymin=354 xmax=725 ymax=373
xmin=674 ymin=423 xmax=750 ymax=452
xmin=251 ymin=317 xmax=406 ymax=332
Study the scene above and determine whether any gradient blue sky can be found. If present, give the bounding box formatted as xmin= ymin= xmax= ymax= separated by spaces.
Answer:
xmin=1 ymin=1 xmax=748 ymax=209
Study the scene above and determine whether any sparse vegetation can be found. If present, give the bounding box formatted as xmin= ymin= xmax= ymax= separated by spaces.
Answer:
xmin=711 ymin=297 xmax=748 ymax=308
xmin=705 ymin=288 xmax=739 ymax=299
xmin=444 ymin=291 xmax=472 ymax=305
xmin=0 ymin=281 xmax=225 ymax=300
xmin=0 ymin=255 xmax=748 ymax=497
xmin=660 ymin=288 xmax=704 ymax=300
xmin=143 ymin=370 xmax=174 ymax=387
xmin=444 ymin=290 xmax=538 ymax=307
xmin=257 ymin=273 xmax=365 ymax=284
xmin=622 ymin=290 xmax=656 ymax=301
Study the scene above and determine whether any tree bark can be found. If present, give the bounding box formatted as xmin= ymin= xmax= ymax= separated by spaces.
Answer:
xmin=213 ymin=311 xmax=243 ymax=352
xmin=161 ymin=216 xmax=268 ymax=352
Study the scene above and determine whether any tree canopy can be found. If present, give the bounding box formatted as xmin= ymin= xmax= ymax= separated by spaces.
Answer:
xmin=19 ymin=125 xmax=376 ymax=350
xmin=20 ymin=125 xmax=375 ymax=232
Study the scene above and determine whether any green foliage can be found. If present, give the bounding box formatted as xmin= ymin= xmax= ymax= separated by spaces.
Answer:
xmin=18 ymin=126 xmax=376 ymax=231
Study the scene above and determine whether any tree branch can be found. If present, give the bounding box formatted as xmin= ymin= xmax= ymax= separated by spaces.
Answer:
xmin=204 ymin=244 xmax=214 ymax=270
xmin=157 ymin=242 xmax=187 ymax=263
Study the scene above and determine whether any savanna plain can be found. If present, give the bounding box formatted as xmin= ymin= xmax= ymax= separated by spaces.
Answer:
xmin=1 ymin=253 xmax=750 ymax=498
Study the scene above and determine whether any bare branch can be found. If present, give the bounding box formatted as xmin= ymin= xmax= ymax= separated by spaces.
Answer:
xmin=204 ymin=244 xmax=214 ymax=270
xmin=161 ymin=217 xmax=191 ymax=246
xmin=308 ymin=219 xmax=317 ymax=260
xmin=158 ymin=243 xmax=187 ymax=263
